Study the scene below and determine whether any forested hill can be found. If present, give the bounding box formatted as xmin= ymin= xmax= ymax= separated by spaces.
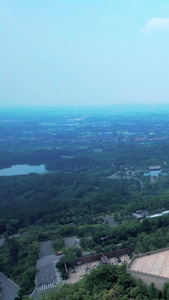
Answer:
xmin=2 ymin=169 xmax=169 ymax=235
xmin=0 ymin=172 xmax=138 ymax=233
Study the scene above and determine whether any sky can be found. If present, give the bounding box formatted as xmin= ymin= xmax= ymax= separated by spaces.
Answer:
xmin=0 ymin=0 xmax=169 ymax=107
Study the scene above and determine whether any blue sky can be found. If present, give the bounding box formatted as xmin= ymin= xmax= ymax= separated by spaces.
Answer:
xmin=0 ymin=0 xmax=169 ymax=107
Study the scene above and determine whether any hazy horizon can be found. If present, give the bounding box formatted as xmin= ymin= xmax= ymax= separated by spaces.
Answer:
xmin=2 ymin=103 xmax=169 ymax=114
xmin=1 ymin=0 xmax=169 ymax=107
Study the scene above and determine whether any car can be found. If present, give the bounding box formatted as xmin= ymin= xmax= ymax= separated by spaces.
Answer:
xmin=56 ymin=251 xmax=62 ymax=255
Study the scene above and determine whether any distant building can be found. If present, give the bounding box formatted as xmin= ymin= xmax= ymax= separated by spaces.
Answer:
xmin=149 ymin=165 xmax=161 ymax=171
xmin=132 ymin=210 xmax=148 ymax=220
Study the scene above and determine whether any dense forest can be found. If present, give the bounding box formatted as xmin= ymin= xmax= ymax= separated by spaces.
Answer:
xmin=1 ymin=170 xmax=169 ymax=235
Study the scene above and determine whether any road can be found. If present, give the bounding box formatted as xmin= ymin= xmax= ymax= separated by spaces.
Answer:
xmin=30 ymin=241 xmax=62 ymax=299
xmin=139 ymin=179 xmax=144 ymax=189
xmin=0 ymin=238 xmax=5 ymax=247
xmin=0 ymin=272 xmax=19 ymax=300
xmin=0 ymin=232 xmax=27 ymax=248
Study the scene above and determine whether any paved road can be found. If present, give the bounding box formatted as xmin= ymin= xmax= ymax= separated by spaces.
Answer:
xmin=37 ymin=255 xmax=58 ymax=268
xmin=0 ymin=238 xmax=5 ymax=247
xmin=139 ymin=180 xmax=144 ymax=189
xmin=0 ymin=232 xmax=27 ymax=248
xmin=37 ymin=263 xmax=56 ymax=285
xmin=0 ymin=272 xmax=19 ymax=300
xmin=31 ymin=241 xmax=62 ymax=299
xmin=32 ymin=257 xmax=61 ymax=299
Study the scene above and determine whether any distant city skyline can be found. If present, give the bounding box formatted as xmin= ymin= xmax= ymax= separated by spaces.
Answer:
xmin=0 ymin=0 xmax=169 ymax=107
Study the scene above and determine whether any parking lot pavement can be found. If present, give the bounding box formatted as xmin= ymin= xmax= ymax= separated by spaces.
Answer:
xmin=0 ymin=272 xmax=19 ymax=300
xmin=40 ymin=240 xmax=54 ymax=256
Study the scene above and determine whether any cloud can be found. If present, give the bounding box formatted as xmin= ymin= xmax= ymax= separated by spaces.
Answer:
xmin=141 ymin=18 xmax=169 ymax=33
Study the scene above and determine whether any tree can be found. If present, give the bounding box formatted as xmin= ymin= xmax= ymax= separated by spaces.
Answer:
xmin=163 ymin=282 xmax=169 ymax=299
xmin=142 ymin=218 xmax=151 ymax=233
xmin=62 ymin=247 xmax=82 ymax=267
xmin=148 ymin=283 xmax=159 ymax=299
xmin=51 ymin=238 xmax=64 ymax=251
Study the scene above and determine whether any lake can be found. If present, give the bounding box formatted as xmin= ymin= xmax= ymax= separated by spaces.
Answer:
xmin=0 ymin=164 xmax=47 ymax=176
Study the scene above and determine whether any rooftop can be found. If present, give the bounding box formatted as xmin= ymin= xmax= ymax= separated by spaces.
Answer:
xmin=149 ymin=165 xmax=161 ymax=171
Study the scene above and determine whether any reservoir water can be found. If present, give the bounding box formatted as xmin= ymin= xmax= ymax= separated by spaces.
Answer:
xmin=0 ymin=164 xmax=47 ymax=176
